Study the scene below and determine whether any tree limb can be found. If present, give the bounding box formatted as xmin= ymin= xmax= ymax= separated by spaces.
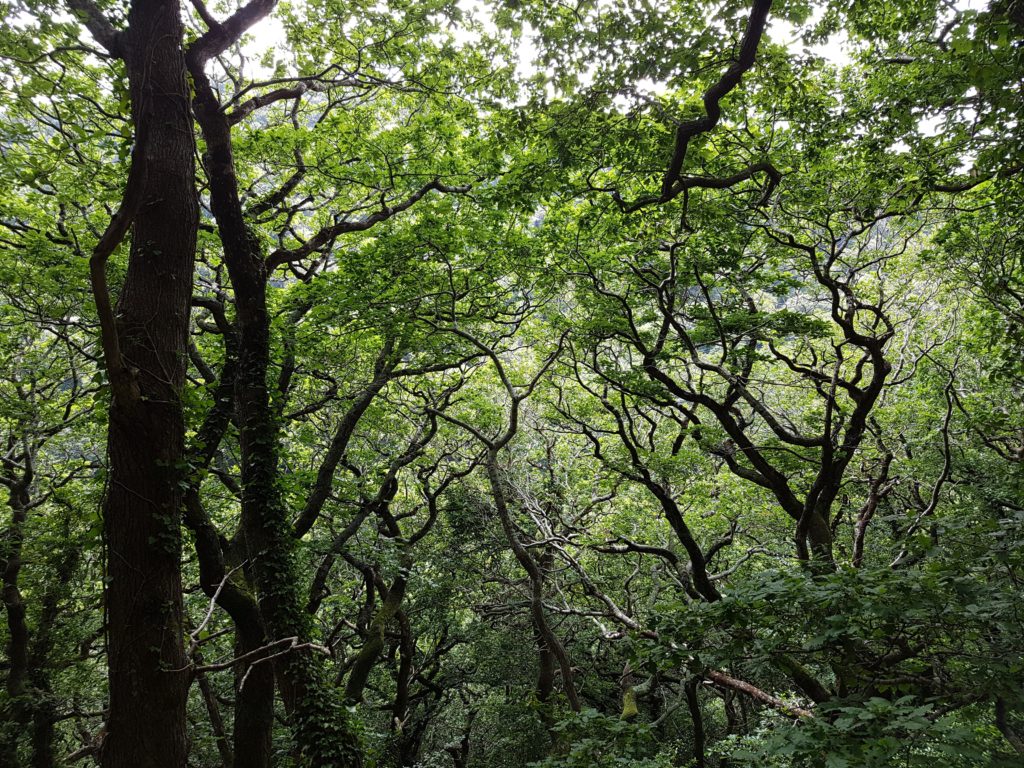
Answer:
xmin=65 ymin=0 xmax=122 ymax=57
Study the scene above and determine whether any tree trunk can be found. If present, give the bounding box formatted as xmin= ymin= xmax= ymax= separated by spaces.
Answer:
xmin=29 ymin=511 xmax=81 ymax=768
xmin=101 ymin=0 xmax=197 ymax=763
xmin=188 ymin=58 xmax=362 ymax=767
xmin=2 ymin=485 xmax=31 ymax=765
xmin=684 ymin=677 xmax=706 ymax=768
xmin=345 ymin=562 xmax=409 ymax=703
xmin=183 ymin=344 xmax=275 ymax=768
xmin=232 ymin=621 xmax=276 ymax=767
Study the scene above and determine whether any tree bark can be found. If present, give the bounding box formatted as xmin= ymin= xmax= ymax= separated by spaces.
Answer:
xmin=188 ymin=52 xmax=362 ymax=767
xmin=100 ymin=0 xmax=198 ymax=763
xmin=2 ymin=485 xmax=31 ymax=765
xmin=344 ymin=561 xmax=410 ymax=703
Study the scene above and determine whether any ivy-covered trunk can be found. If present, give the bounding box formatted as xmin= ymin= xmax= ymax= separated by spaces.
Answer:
xmin=189 ymin=56 xmax=362 ymax=768
xmin=233 ymin=291 xmax=361 ymax=766
xmin=344 ymin=555 xmax=411 ymax=703
xmin=100 ymin=0 xmax=196 ymax=764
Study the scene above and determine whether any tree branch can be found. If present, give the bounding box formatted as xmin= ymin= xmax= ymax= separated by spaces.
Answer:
xmin=704 ymin=669 xmax=813 ymax=719
xmin=614 ymin=0 xmax=778 ymax=212
xmin=266 ymin=180 xmax=470 ymax=268
xmin=89 ymin=122 xmax=149 ymax=405
xmin=66 ymin=0 xmax=122 ymax=57
xmin=187 ymin=0 xmax=279 ymax=66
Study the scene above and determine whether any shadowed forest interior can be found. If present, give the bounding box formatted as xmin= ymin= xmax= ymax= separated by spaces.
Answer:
xmin=1 ymin=0 xmax=1023 ymax=766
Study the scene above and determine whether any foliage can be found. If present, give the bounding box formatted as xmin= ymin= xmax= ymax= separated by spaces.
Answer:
xmin=0 ymin=0 xmax=1023 ymax=766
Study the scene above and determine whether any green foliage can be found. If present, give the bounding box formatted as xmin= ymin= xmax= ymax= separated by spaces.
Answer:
xmin=529 ymin=709 xmax=674 ymax=768
xmin=2 ymin=0 xmax=1024 ymax=765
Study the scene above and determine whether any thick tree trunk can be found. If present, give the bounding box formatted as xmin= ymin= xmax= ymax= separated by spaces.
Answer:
xmin=29 ymin=705 xmax=55 ymax=768
xmin=232 ymin=621 xmax=276 ymax=767
xmin=230 ymin=280 xmax=361 ymax=766
xmin=101 ymin=1 xmax=197 ymax=764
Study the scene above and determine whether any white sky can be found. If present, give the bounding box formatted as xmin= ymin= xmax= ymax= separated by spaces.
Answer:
xmin=242 ymin=0 xmax=986 ymax=101
xmin=241 ymin=0 xmax=854 ymax=86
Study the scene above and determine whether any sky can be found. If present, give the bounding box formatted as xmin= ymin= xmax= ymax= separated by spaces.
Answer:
xmin=240 ymin=0 xmax=986 ymax=106
xmin=241 ymin=0 xmax=854 ymax=84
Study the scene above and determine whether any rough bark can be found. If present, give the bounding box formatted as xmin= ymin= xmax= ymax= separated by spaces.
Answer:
xmin=94 ymin=2 xmax=198 ymax=763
